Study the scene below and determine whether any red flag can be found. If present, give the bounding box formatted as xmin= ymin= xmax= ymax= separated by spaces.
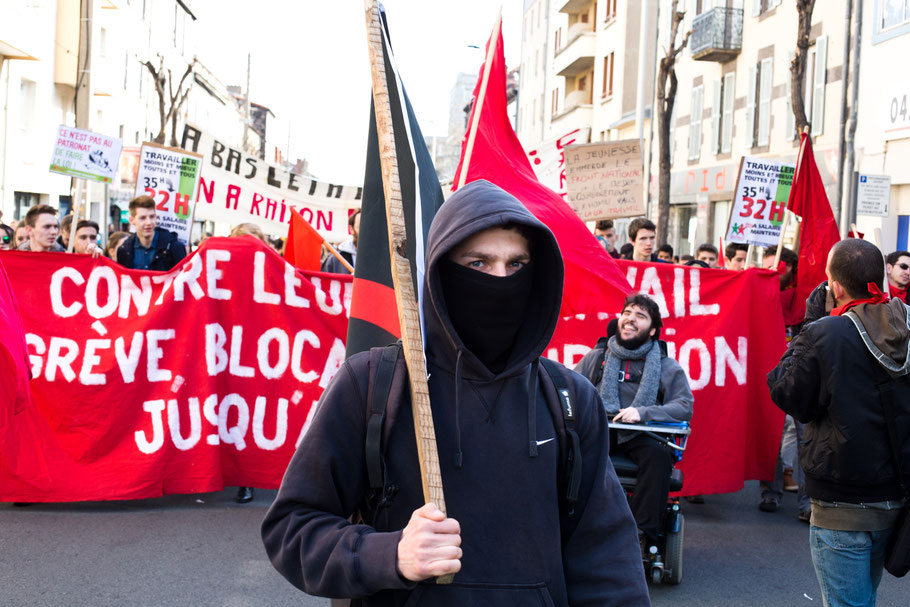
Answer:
xmin=284 ymin=208 xmax=324 ymax=272
xmin=452 ymin=21 xmax=630 ymax=317
xmin=787 ymin=133 xmax=840 ymax=308
xmin=0 ymin=257 xmax=31 ymax=422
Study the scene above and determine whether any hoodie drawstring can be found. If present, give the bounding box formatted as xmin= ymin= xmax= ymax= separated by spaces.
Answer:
xmin=527 ymin=358 xmax=540 ymax=458
xmin=453 ymin=349 xmax=464 ymax=469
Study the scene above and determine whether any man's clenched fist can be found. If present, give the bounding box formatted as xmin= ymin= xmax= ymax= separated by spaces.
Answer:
xmin=396 ymin=503 xmax=462 ymax=581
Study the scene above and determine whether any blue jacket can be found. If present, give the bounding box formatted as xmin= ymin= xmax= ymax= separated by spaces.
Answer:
xmin=116 ymin=227 xmax=186 ymax=271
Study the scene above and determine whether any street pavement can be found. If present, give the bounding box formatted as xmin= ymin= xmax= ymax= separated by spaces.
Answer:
xmin=0 ymin=482 xmax=904 ymax=606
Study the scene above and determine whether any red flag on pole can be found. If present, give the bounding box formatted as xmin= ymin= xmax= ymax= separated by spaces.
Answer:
xmin=284 ymin=208 xmax=324 ymax=272
xmin=787 ymin=132 xmax=840 ymax=308
xmin=452 ymin=20 xmax=630 ymax=317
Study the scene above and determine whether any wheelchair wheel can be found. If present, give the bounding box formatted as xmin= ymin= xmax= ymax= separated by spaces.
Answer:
xmin=665 ymin=513 xmax=684 ymax=584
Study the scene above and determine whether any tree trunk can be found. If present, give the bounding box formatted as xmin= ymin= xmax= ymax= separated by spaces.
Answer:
xmin=142 ymin=57 xmax=194 ymax=146
xmin=790 ymin=0 xmax=816 ymax=134
xmin=655 ymin=1 xmax=690 ymax=243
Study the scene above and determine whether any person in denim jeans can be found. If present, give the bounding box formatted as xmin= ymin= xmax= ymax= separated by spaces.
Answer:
xmin=768 ymin=239 xmax=910 ymax=607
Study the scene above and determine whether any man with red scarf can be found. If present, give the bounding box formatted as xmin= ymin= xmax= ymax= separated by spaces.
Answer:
xmin=886 ymin=250 xmax=910 ymax=304
xmin=768 ymin=238 xmax=910 ymax=607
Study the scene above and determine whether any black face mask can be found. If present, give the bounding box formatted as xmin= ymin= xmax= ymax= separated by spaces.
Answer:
xmin=439 ymin=257 xmax=535 ymax=373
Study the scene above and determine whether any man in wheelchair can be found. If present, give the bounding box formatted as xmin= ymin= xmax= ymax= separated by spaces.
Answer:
xmin=575 ymin=294 xmax=694 ymax=561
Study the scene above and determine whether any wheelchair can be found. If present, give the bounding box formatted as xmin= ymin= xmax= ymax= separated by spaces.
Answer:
xmin=609 ymin=421 xmax=690 ymax=585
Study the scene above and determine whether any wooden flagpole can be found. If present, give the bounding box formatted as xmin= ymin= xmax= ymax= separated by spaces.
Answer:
xmin=67 ymin=179 xmax=85 ymax=253
xmin=364 ymin=0 xmax=452 ymax=584
xmin=455 ymin=8 xmax=502 ymax=190
xmin=773 ymin=126 xmax=810 ymax=269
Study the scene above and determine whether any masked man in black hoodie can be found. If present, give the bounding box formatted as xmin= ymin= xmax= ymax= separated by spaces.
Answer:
xmin=768 ymin=238 xmax=910 ymax=607
xmin=261 ymin=180 xmax=649 ymax=606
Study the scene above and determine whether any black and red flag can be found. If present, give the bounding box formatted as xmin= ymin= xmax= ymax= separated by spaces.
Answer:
xmin=345 ymin=5 xmax=446 ymax=358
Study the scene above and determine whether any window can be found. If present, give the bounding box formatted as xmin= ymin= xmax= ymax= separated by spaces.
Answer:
xmin=689 ymin=85 xmax=704 ymax=161
xmin=785 ymin=52 xmax=796 ymax=140
xmin=14 ymin=191 xmax=39 ymax=220
xmin=532 ymin=99 xmax=537 ymax=125
xmin=721 ymin=72 xmax=735 ymax=153
xmin=810 ymin=36 xmax=828 ymax=136
xmin=711 ymin=79 xmax=722 ymax=154
xmin=19 ymin=79 xmax=36 ymax=131
xmin=757 ymin=57 xmax=773 ymax=146
xmin=602 ymin=52 xmax=614 ymax=97
xmin=552 ymin=89 xmax=559 ymax=116
xmin=881 ymin=0 xmax=910 ymax=29
xmin=554 ymin=28 xmax=562 ymax=54
xmin=100 ymin=27 xmax=107 ymax=57
xmin=605 ymin=0 xmax=618 ymax=22
xmin=753 ymin=0 xmax=783 ymax=16
xmin=745 ymin=64 xmax=757 ymax=148
xmin=669 ymin=102 xmax=678 ymax=166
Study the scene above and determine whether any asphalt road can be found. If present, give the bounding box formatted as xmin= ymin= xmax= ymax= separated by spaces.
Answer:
xmin=0 ymin=482 xmax=905 ymax=606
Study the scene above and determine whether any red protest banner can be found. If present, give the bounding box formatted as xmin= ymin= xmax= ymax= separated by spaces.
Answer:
xmin=0 ymin=239 xmax=351 ymax=502
xmin=545 ymin=260 xmax=787 ymax=496
xmin=1 ymin=249 xmax=784 ymax=501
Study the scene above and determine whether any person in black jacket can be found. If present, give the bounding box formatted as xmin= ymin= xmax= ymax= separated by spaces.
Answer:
xmin=116 ymin=195 xmax=187 ymax=271
xmin=767 ymin=238 xmax=910 ymax=607
xmin=261 ymin=180 xmax=649 ymax=606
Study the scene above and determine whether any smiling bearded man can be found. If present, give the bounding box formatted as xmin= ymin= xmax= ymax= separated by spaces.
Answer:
xmin=575 ymin=293 xmax=694 ymax=554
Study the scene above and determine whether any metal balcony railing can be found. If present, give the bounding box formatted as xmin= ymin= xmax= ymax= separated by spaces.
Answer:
xmin=690 ymin=7 xmax=743 ymax=62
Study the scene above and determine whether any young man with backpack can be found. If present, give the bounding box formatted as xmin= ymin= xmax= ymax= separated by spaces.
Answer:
xmin=575 ymin=294 xmax=694 ymax=554
xmin=262 ymin=180 xmax=648 ymax=606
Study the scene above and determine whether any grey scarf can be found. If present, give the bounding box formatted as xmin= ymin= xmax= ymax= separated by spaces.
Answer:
xmin=599 ymin=336 xmax=662 ymax=416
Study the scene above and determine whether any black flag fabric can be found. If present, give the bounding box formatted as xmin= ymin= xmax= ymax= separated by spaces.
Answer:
xmin=346 ymin=6 xmax=446 ymax=358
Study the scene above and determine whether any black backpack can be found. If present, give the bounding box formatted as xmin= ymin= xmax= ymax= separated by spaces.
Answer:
xmin=361 ymin=342 xmax=583 ymax=525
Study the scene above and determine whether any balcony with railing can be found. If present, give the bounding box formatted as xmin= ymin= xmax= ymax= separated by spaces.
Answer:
xmin=690 ymin=7 xmax=743 ymax=62
xmin=555 ymin=22 xmax=595 ymax=76
xmin=552 ymin=88 xmax=593 ymax=129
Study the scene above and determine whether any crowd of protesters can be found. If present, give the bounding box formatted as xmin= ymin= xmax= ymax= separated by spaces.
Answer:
xmin=3 ymin=197 xmax=908 ymax=605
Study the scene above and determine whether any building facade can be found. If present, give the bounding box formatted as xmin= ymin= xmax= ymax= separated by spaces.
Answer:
xmin=517 ymin=0 xmax=907 ymax=256
xmin=0 ymin=0 xmax=275 ymax=231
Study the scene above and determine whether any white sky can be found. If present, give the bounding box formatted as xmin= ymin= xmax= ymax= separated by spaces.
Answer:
xmin=196 ymin=1 xmax=522 ymax=185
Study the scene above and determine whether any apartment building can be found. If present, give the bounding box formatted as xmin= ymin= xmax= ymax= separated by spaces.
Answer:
xmin=854 ymin=0 xmax=910 ymax=252
xmin=515 ymin=0 xmax=910 ymax=256
xmin=519 ymin=0 xmax=657 ymax=142
xmin=664 ymin=0 xmax=847 ymax=255
xmin=0 ymin=0 xmax=263 ymax=227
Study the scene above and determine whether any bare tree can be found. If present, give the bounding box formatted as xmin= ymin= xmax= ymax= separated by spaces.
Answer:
xmin=143 ymin=56 xmax=196 ymax=146
xmin=656 ymin=1 xmax=691 ymax=242
xmin=789 ymin=0 xmax=816 ymax=134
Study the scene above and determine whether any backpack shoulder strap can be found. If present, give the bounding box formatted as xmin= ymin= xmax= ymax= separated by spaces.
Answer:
xmin=538 ymin=356 xmax=583 ymax=515
xmin=366 ymin=342 xmax=403 ymax=490
xmin=589 ymin=338 xmax=608 ymax=387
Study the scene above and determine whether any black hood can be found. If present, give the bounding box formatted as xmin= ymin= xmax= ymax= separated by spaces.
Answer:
xmin=424 ymin=180 xmax=564 ymax=380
